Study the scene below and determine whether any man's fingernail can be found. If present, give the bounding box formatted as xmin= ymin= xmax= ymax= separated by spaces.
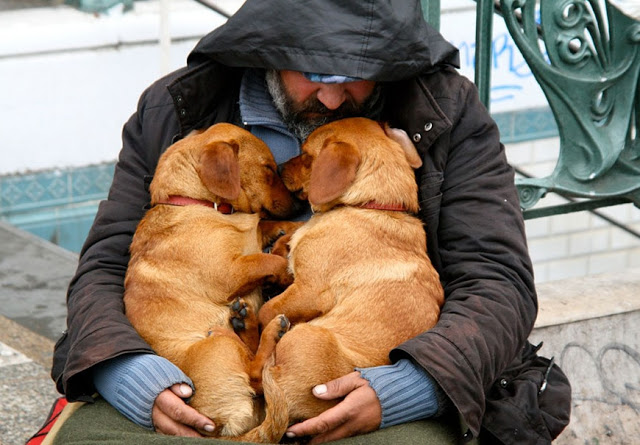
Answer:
xmin=180 ymin=384 xmax=192 ymax=396
xmin=286 ymin=431 xmax=296 ymax=438
xmin=313 ymin=384 xmax=327 ymax=395
xmin=204 ymin=424 xmax=215 ymax=432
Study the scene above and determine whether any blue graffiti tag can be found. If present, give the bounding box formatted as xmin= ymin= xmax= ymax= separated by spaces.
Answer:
xmin=451 ymin=29 xmax=548 ymax=105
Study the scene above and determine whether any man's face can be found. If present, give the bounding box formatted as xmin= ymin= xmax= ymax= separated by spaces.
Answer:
xmin=266 ymin=70 xmax=383 ymax=140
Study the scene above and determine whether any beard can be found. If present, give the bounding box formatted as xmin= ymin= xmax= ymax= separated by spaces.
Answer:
xmin=265 ymin=70 xmax=384 ymax=141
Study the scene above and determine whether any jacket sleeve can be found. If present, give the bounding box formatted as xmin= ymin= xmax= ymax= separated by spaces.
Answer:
xmin=391 ymin=77 xmax=538 ymax=437
xmin=51 ymin=82 xmax=181 ymax=402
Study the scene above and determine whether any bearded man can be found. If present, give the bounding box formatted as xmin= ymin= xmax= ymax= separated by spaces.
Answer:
xmin=51 ymin=1 xmax=570 ymax=444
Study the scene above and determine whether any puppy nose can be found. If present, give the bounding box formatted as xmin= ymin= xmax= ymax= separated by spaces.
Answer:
xmin=316 ymin=84 xmax=347 ymax=110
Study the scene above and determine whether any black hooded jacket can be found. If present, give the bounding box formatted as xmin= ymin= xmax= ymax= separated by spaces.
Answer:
xmin=51 ymin=1 xmax=570 ymax=443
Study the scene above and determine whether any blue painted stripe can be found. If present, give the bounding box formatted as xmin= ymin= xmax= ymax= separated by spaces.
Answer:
xmin=495 ymin=106 xmax=559 ymax=144
xmin=0 ymin=163 xmax=114 ymax=214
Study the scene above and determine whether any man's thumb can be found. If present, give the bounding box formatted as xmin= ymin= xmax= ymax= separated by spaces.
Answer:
xmin=312 ymin=371 xmax=363 ymax=399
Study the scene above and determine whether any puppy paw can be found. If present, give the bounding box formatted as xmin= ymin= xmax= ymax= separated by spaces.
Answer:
xmin=270 ymin=233 xmax=293 ymax=258
xmin=276 ymin=269 xmax=294 ymax=288
xmin=263 ymin=314 xmax=290 ymax=346
xmin=230 ymin=297 xmax=260 ymax=354
xmin=249 ymin=314 xmax=291 ymax=391
xmin=230 ymin=298 xmax=249 ymax=331
xmin=275 ymin=314 xmax=291 ymax=339
xmin=263 ymin=255 xmax=294 ymax=288
xmin=260 ymin=220 xmax=303 ymax=249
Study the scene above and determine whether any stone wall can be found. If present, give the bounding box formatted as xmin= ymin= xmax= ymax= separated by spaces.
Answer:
xmin=530 ymin=268 xmax=640 ymax=444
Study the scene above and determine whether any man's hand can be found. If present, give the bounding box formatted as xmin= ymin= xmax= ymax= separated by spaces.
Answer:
xmin=285 ymin=371 xmax=382 ymax=444
xmin=151 ymin=383 xmax=216 ymax=437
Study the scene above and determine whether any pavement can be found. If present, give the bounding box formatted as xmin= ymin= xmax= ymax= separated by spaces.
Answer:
xmin=0 ymin=221 xmax=76 ymax=445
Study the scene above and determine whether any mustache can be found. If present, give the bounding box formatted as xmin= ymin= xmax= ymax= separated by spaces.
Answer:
xmin=265 ymin=69 xmax=384 ymax=140
xmin=290 ymin=95 xmax=365 ymax=125
xmin=293 ymin=96 xmax=360 ymax=119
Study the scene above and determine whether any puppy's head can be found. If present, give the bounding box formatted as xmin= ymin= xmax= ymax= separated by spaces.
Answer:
xmin=281 ymin=117 xmax=422 ymax=213
xmin=150 ymin=123 xmax=297 ymax=218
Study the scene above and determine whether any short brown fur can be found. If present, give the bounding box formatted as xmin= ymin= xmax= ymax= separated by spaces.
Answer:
xmin=247 ymin=117 xmax=445 ymax=442
xmin=123 ymin=123 xmax=299 ymax=438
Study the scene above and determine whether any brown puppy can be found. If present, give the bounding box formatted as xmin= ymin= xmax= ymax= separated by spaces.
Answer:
xmin=247 ymin=117 xmax=445 ymax=442
xmin=123 ymin=123 xmax=299 ymax=438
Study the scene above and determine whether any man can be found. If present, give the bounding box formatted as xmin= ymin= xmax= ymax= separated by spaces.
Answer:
xmin=51 ymin=1 xmax=571 ymax=444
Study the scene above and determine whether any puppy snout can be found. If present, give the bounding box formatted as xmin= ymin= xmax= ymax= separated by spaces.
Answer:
xmin=265 ymin=195 xmax=304 ymax=220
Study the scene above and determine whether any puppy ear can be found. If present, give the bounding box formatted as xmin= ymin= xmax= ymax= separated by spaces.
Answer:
xmin=308 ymin=140 xmax=360 ymax=206
xmin=382 ymin=123 xmax=423 ymax=169
xmin=197 ymin=141 xmax=241 ymax=200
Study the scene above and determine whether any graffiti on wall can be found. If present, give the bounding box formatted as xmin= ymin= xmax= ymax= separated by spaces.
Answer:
xmin=441 ymin=10 xmax=547 ymax=113
xmin=560 ymin=342 xmax=640 ymax=412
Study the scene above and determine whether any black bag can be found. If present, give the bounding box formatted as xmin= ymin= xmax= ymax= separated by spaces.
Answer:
xmin=481 ymin=342 xmax=572 ymax=444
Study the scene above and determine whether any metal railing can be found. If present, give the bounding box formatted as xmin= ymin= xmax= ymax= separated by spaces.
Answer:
xmin=469 ymin=0 xmax=640 ymax=223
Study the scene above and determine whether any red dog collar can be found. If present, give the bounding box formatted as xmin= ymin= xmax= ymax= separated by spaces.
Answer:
xmin=157 ymin=195 xmax=234 ymax=214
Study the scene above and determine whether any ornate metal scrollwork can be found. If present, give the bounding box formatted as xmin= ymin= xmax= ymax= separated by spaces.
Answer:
xmin=517 ymin=183 xmax=548 ymax=209
xmin=502 ymin=0 xmax=640 ymax=208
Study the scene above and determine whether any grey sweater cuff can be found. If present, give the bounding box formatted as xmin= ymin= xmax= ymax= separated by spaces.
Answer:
xmin=93 ymin=353 xmax=193 ymax=430
xmin=357 ymin=358 xmax=446 ymax=428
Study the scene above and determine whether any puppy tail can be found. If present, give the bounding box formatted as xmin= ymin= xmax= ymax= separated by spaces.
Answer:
xmin=234 ymin=355 xmax=289 ymax=443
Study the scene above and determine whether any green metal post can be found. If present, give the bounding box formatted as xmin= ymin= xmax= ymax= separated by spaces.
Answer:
xmin=420 ymin=0 xmax=440 ymax=31
xmin=474 ymin=0 xmax=494 ymax=110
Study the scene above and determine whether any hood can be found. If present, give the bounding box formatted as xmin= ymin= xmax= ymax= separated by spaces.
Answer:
xmin=188 ymin=0 xmax=459 ymax=82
